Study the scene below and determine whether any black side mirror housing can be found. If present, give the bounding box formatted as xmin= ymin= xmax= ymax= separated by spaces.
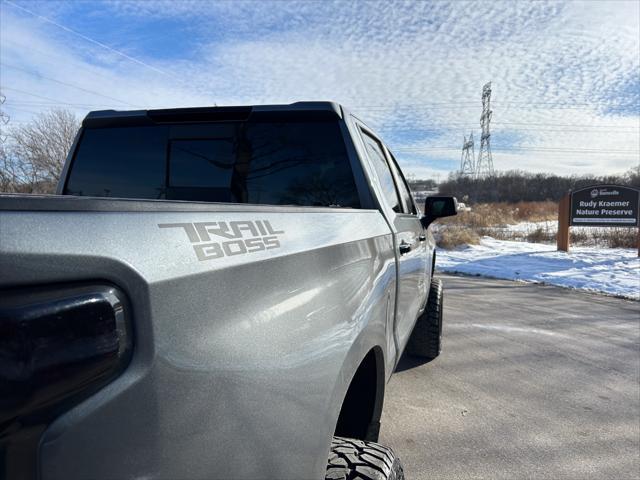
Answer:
xmin=421 ymin=196 xmax=458 ymax=228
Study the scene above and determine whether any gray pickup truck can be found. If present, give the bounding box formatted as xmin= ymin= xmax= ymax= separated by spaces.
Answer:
xmin=0 ymin=102 xmax=457 ymax=480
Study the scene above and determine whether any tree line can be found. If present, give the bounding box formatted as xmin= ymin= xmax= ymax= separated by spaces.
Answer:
xmin=437 ymin=169 xmax=640 ymax=204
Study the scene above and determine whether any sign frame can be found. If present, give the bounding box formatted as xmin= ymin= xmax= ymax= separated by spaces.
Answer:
xmin=557 ymin=184 xmax=640 ymax=255
xmin=569 ymin=184 xmax=639 ymax=227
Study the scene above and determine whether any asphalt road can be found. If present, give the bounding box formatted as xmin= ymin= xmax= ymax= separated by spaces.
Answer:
xmin=379 ymin=274 xmax=640 ymax=480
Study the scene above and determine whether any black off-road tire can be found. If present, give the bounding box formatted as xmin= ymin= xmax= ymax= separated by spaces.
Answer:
xmin=325 ymin=436 xmax=404 ymax=480
xmin=407 ymin=277 xmax=443 ymax=360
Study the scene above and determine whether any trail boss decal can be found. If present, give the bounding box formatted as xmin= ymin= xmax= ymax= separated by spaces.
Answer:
xmin=159 ymin=221 xmax=284 ymax=261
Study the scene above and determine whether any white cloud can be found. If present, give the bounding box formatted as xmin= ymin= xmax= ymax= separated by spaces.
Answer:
xmin=1 ymin=0 xmax=638 ymax=177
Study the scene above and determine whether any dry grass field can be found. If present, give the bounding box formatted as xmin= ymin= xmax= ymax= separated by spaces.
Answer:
xmin=436 ymin=201 xmax=637 ymax=249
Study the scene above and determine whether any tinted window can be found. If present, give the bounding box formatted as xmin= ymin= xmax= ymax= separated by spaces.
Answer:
xmin=65 ymin=126 xmax=168 ymax=198
xmin=66 ymin=120 xmax=360 ymax=208
xmin=170 ymin=139 xmax=235 ymax=188
xmin=387 ymin=152 xmax=416 ymax=214
xmin=360 ymin=130 xmax=401 ymax=212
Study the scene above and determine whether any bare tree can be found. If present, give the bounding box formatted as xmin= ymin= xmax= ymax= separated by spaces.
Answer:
xmin=1 ymin=109 xmax=80 ymax=193
xmin=0 ymin=142 xmax=14 ymax=192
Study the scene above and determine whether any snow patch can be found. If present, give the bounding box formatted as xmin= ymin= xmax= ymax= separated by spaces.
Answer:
xmin=437 ymin=237 xmax=640 ymax=300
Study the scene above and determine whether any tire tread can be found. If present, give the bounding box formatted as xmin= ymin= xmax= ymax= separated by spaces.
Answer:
xmin=326 ymin=436 xmax=404 ymax=480
xmin=407 ymin=277 xmax=443 ymax=359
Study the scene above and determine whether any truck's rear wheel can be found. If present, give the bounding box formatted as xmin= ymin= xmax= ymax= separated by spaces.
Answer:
xmin=326 ymin=436 xmax=404 ymax=480
xmin=407 ymin=277 xmax=443 ymax=360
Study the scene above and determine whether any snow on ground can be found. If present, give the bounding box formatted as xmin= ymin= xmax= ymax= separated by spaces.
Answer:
xmin=484 ymin=221 xmax=622 ymax=241
xmin=437 ymin=237 xmax=640 ymax=300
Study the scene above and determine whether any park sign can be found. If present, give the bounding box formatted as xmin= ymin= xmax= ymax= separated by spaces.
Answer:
xmin=570 ymin=185 xmax=639 ymax=227
xmin=558 ymin=184 xmax=640 ymax=254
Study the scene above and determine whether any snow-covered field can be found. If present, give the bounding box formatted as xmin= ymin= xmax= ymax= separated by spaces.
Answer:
xmin=437 ymin=237 xmax=640 ymax=300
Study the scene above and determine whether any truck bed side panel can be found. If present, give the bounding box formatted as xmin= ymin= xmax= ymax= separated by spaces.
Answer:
xmin=0 ymin=204 xmax=395 ymax=480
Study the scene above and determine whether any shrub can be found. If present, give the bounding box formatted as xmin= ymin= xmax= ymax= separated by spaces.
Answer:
xmin=570 ymin=229 xmax=589 ymax=245
xmin=526 ymin=227 xmax=554 ymax=243
xmin=440 ymin=202 xmax=517 ymax=228
xmin=513 ymin=201 xmax=557 ymax=222
xmin=436 ymin=227 xmax=480 ymax=249
xmin=604 ymin=228 xmax=637 ymax=248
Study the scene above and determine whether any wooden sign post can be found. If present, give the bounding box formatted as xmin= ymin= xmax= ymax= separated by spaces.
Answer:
xmin=557 ymin=193 xmax=570 ymax=252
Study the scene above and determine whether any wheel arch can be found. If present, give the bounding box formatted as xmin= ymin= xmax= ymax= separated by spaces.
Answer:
xmin=333 ymin=345 xmax=386 ymax=442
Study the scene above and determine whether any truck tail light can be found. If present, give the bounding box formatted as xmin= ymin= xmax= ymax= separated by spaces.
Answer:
xmin=0 ymin=284 xmax=132 ymax=479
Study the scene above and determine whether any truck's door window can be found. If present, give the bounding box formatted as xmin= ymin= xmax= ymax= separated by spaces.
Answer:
xmin=359 ymin=130 xmax=401 ymax=213
xmin=387 ymin=151 xmax=417 ymax=215
xmin=65 ymin=120 xmax=361 ymax=208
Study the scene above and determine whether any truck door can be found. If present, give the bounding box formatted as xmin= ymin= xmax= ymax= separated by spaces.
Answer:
xmin=357 ymin=128 xmax=429 ymax=356
xmin=385 ymin=149 xmax=430 ymax=312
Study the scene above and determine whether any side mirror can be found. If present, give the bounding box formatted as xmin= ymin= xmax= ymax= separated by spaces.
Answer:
xmin=421 ymin=196 xmax=458 ymax=228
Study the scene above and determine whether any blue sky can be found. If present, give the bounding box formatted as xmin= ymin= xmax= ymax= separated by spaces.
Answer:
xmin=1 ymin=0 xmax=638 ymax=178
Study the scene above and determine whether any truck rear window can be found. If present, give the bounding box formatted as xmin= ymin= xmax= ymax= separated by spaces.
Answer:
xmin=64 ymin=121 xmax=361 ymax=208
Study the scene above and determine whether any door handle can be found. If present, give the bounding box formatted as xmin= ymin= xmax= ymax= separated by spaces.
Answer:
xmin=399 ymin=241 xmax=412 ymax=255
xmin=419 ymin=235 xmax=426 ymax=242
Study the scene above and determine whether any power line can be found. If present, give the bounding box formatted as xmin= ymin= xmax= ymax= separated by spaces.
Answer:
xmin=3 ymin=91 xmax=636 ymax=132
xmin=3 ymin=82 xmax=636 ymax=132
xmin=0 ymin=87 xmax=113 ymax=109
xmin=355 ymin=104 xmax=638 ymax=111
xmin=396 ymin=145 xmax=639 ymax=152
xmin=1 ymin=105 xmax=45 ymax=115
xmin=0 ymin=86 xmax=73 ymax=104
xmin=377 ymin=122 xmax=638 ymax=130
xmin=7 ymin=100 xmax=111 ymax=108
xmin=354 ymin=99 xmax=639 ymax=109
xmin=397 ymin=151 xmax=638 ymax=157
xmin=356 ymin=105 xmax=627 ymax=112
xmin=494 ymin=121 xmax=638 ymax=129
xmin=1 ymin=37 xmax=163 ymax=104
xmin=378 ymin=126 xmax=637 ymax=133
xmin=395 ymin=146 xmax=639 ymax=154
xmin=0 ymin=63 xmax=142 ymax=107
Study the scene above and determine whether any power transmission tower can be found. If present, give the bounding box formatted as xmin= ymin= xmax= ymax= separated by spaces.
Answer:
xmin=476 ymin=81 xmax=494 ymax=178
xmin=460 ymin=133 xmax=475 ymax=176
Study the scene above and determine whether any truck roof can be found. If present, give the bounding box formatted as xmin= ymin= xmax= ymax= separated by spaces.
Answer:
xmin=83 ymin=101 xmax=344 ymax=128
